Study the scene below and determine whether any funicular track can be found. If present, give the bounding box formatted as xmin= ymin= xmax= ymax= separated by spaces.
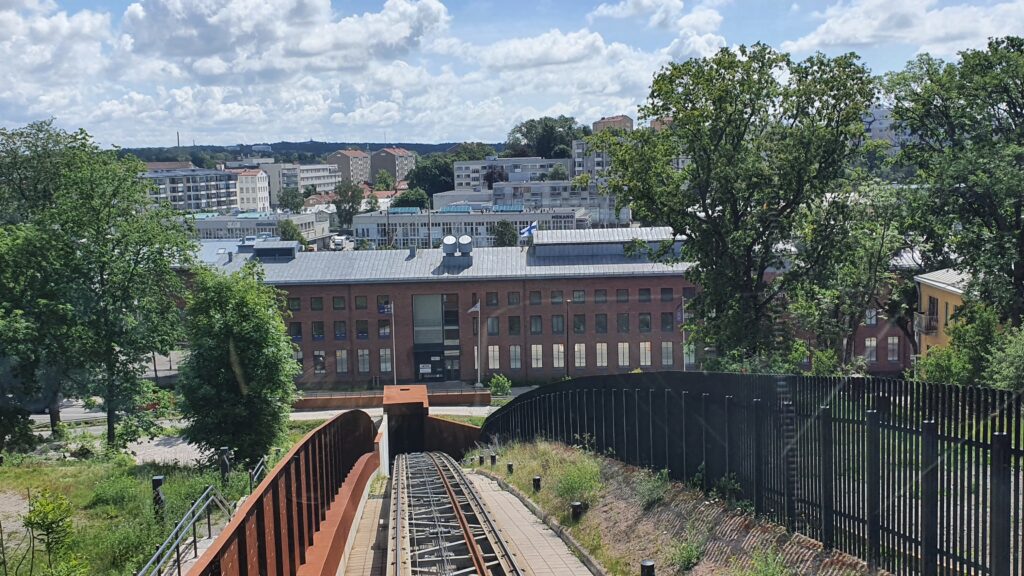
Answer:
xmin=387 ymin=452 xmax=523 ymax=576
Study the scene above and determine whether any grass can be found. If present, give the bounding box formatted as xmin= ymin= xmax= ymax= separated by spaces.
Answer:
xmin=667 ymin=539 xmax=704 ymax=571
xmin=490 ymin=396 xmax=512 ymax=407
xmin=734 ymin=547 xmax=792 ymax=576
xmin=436 ymin=415 xmax=485 ymax=427
xmin=635 ymin=468 xmax=670 ymax=510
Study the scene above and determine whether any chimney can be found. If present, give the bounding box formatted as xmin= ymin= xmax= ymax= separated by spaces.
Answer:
xmin=227 ymin=252 xmax=233 ymax=263
xmin=409 ymin=246 xmax=417 ymax=258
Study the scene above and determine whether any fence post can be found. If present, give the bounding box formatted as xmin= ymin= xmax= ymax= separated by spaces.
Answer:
xmin=866 ymin=410 xmax=881 ymax=570
xmin=782 ymin=400 xmax=796 ymax=533
xmin=820 ymin=405 xmax=834 ymax=551
xmin=723 ymin=395 xmax=732 ymax=477
xmin=991 ymin=432 xmax=1011 ymax=576
xmin=152 ymin=475 xmax=166 ymax=522
xmin=701 ymin=392 xmax=709 ymax=492
xmin=220 ymin=447 xmax=231 ymax=486
xmin=752 ymin=398 xmax=764 ymax=516
xmin=920 ymin=420 xmax=938 ymax=576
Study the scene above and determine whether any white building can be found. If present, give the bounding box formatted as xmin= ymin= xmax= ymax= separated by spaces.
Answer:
xmin=453 ymin=157 xmax=571 ymax=192
xmin=193 ymin=211 xmax=332 ymax=249
xmin=226 ymin=169 xmax=271 ymax=212
xmin=491 ymin=181 xmax=627 ymax=225
xmin=142 ymin=168 xmax=238 ymax=213
xmin=297 ymin=164 xmax=341 ymax=195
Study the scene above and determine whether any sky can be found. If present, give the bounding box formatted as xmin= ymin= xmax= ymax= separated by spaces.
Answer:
xmin=0 ymin=0 xmax=1021 ymax=148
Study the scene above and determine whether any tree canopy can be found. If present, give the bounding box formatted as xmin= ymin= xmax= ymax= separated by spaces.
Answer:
xmin=407 ymin=143 xmax=495 ymax=196
xmin=277 ymin=186 xmax=304 ymax=212
xmin=332 ymin=181 xmax=364 ymax=229
xmin=391 ymin=187 xmax=429 ymax=209
xmin=493 ymin=220 xmax=519 ymax=247
xmin=373 ymin=169 xmax=395 ymax=191
xmin=505 ymin=116 xmax=590 ymax=158
xmin=277 ymin=219 xmax=308 ymax=247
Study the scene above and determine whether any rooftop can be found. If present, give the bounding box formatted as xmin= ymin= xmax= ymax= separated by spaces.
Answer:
xmin=533 ymin=227 xmax=674 ymax=245
xmin=145 ymin=161 xmax=194 ymax=171
xmin=331 ymin=149 xmax=369 ymax=158
xmin=142 ymin=168 xmax=234 ymax=178
xmin=915 ymin=267 xmax=970 ymax=295
xmin=226 ymin=169 xmax=265 ymax=177
xmin=377 ymin=147 xmax=414 ymax=156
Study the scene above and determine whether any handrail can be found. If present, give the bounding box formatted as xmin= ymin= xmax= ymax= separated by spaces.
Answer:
xmin=248 ymin=456 xmax=267 ymax=493
xmin=137 ymin=485 xmax=234 ymax=576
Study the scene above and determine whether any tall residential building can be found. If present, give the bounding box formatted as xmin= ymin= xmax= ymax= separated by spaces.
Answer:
xmin=296 ymin=164 xmax=341 ymax=195
xmin=592 ymin=115 xmax=634 ymax=133
xmin=453 ymin=157 xmax=571 ymax=192
xmin=142 ymin=168 xmax=238 ymax=212
xmin=226 ymin=169 xmax=271 ymax=212
xmin=571 ymin=139 xmax=610 ymax=178
xmin=370 ymin=147 xmax=416 ymax=185
xmin=261 ymin=162 xmax=299 ymax=206
xmin=325 ymin=149 xmax=371 ymax=184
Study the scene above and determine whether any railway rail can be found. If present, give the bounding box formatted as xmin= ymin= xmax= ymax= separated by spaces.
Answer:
xmin=387 ymin=452 xmax=524 ymax=576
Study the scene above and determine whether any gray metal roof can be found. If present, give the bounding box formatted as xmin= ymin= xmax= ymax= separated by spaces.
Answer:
xmin=533 ymin=227 xmax=675 ymax=245
xmin=915 ymin=268 xmax=970 ymax=294
xmin=225 ymin=246 xmax=691 ymax=285
xmin=254 ymin=241 xmax=302 ymax=250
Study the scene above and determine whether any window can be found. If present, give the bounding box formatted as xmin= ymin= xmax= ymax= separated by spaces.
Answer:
xmin=661 ymin=287 xmax=674 ymax=302
xmin=595 ymin=289 xmax=607 ymax=304
xmin=486 ymin=292 xmax=499 ymax=306
xmin=572 ymin=290 xmax=585 ymax=303
xmin=335 ymin=349 xmax=348 ymax=373
xmin=887 ymin=336 xmax=900 ymax=362
xmin=550 ymin=290 xmax=563 ymax=304
xmin=378 ymin=319 xmax=391 ymax=338
xmin=865 ymin=337 xmax=877 ymax=362
xmin=356 ymin=320 xmax=369 ymax=339
xmin=313 ymin=350 xmax=326 ymax=374
xmin=488 ymin=345 xmax=500 ymax=369
xmin=573 ymin=314 xmax=586 ymax=334
xmin=553 ymin=344 xmax=565 ymax=368
xmin=530 ymin=315 xmax=542 ymax=335
xmin=508 ymin=291 xmax=521 ymax=306
xmin=288 ymin=297 xmax=301 ymax=311
xmin=312 ymin=321 xmax=325 ymax=340
xmin=380 ymin=348 xmax=392 ymax=372
xmin=510 ymin=345 xmax=521 ymax=370
xmin=684 ymin=343 xmax=696 ymax=367
xmin=596 ymin=343 xmax=608 ymax=367
xmin=661 ymin=312 xmax=675 ymax=332
xmin=574 ymin=343 xmax=586 ymax=367
xmin=596 ymin=314 xmax=608 ymax=334
xmin=332 ymin=296 xmax=346 ymax=310
xmin=640 ymin=342 xmax=652 ymax=366
xmin=487 ymin=317 xmax=499 ymax=336
xmin=529 ymin=291 xmax=541 ymax=305
xmin=289 ymin=322 xmax=302 ymax=341
xmin=617 ymin=313 xmax=629 ymax=333
xmin=661 ymin=342 xmax=673 ymax=366
xmin=531 ymin=344 xmax=543 ymax=368
xmin=355 ymin=296 xmax=368 ymax=310
xmin=294 ymin=349 xmax=303 ymax=368
xmin=552 ymin=315 xmax=565 ymax=334
xmin=866 ymin=308 xmax=877 ymax=325
xmin=617 ymin=342 xmax=630 ymax=367
xmin=508 ymin=316 xmax=521 ymax=336
xmin=639 ymin=288 xmax=652 ymax=303
xmin=616 ymin=289 xmax=629 ymax=303
xmin=310 ymin=297 xmax=323 ymax=311
xmin=377 ymin=295 xmax=391 ymax=313
xmin=334 ymin=321 xmax=347 ymax=340
xmin=639 ymin=313 xmax=652 ymax=333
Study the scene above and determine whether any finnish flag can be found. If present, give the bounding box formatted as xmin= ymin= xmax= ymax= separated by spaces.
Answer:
xmin=519 ymin=221 xmax=539 ymax=237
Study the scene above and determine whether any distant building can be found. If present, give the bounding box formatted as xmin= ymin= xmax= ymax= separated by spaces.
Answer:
xmin=571 ymin=139 xmax=609 ymax=179
xmin=453 ymin=157 xmax=571 ymax=192
xmin=142 ymin=168 xmax=238 ymax=212
xmin=296 ymin=164 xmax=341 ymax=195
xmin=225 ymin=157 xmax=275 ymax=169
xmin=145 ymin=161 xmax=195 ymax=171
xmin=252 ymin=144 xmax=273 ymax=153
xmin=352 ymin=206 xmax=588 ymax=249
xmin=592 ymin=115 xmax=634 ymax=133
xmin=226 ymin=169 xmax=271 ymax=212
xmin=370 ymin=147 xmax=416 ymax=185
xmin=192 ymin=211 xmax=332 ymax=249
xmin=492 ymin=181 xmax=627 ymax=226
xmin=261 ymin=163 xmax=299 ymax=206
xmin=431 ymin=190 xmax=493 ymax=210
xmin=914 ymin=268 xmax=968 ymax=358
xmin=326 ymin=149 xmax=371 ymax=184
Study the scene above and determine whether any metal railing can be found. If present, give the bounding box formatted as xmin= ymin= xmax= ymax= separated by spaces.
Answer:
xmin=248 ymin=456 xmax=268 ymax=493
xmin=137 ymin=485 xmax=234 ymax=576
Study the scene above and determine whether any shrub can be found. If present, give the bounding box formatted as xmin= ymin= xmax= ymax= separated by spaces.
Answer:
xmin=668 ymin=539 xmax=704 ymax=571
xmin=553 ymin=458 xmax=602 ymax=507
xmin=0 ymin=405 xmax=38 ymax=453
xmin=636 ymin=468 xmax=670 ymax=509
xmin=984 ymin=325 xmax=1024 ymax=391
xmin=23 ymin=490 xmax=74 ymax=566
xmin=736 ymin=547 xmax=791 ymax=576
xmin=487 ymin=373 xmax=512 ymax=396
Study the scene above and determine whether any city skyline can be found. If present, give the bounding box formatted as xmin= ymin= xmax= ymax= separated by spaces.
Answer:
xmin=2 ymin=0 xmax=1022 ymax=148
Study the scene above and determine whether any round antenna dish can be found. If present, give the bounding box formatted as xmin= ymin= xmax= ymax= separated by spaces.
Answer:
xmin=442 ymin=235 xmax=458 ymax=254
xmin=458 ymin=235 xmax=473 ymax=254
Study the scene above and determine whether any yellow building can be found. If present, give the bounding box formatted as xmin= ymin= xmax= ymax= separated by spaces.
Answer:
xmin=914 ymin=268 xmax=969 ymax=356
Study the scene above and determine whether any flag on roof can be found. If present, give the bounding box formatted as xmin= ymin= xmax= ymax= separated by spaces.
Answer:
xmin=519 ymin=221 xmax=539 ymax=237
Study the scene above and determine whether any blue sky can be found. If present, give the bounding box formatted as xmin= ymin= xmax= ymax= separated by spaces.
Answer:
xmin=1 ymin=0 xmax=1020 ymax=147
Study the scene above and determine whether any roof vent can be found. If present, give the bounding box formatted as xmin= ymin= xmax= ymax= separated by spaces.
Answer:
xmin=442 ymin=235 xmax=458 ymax=255
xmin=458 ymin=235 xmax=473 ymax=254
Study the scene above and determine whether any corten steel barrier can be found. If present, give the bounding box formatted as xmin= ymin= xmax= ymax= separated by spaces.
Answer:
xmin=481 ymin=372 xmax=1024 ymax=576
xmin=189 ymin=410 xmax=376 ymax=576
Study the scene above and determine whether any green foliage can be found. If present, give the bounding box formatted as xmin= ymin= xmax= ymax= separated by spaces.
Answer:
xmin=546 ymin=163 xmax=568 ymax=181
xmin=277 ymin=186 xmax=304 ymax=212
xmin=302 ymin=184 xmax=317 ymax=198
xmin=0 ymin=405 xmax=37 ymax=453
xmin=277 ymin=218 xmax=308 ymax=247
xmin=984 ymin=326 xmax=1024 ymax=391
xmin=487 ymin=373 xmax=512 ymax=396
xmin=332 ymin=181 xmax=364 ymax=228
xmin=373 ymin=169 xmax=395 ymax=191
xmin=635 ymin=468 xmax=670 ymax=510
xmin=363 ymin=193 xmax=380 ymax=213
xmin=571 ymin=173 xmax=591 ymax=191
xmin=915 ymin=303 xmax=1000 ymax=386
xmin=553 ymin=457 xmax=602 ymax=507
xmin=23 ymin=490 xmax=74 ymax=566
xmin=391 ymin=187 xmax=429 ymax=209
xmin=505 ymin=116 xmax=590 ymax=158
xmin=592 ymin=43 xmax=875 ymax=357
xmin=42 ymin=556 xmax=90 ymax=576
xmin=406 ymin=154 xmax=455 ymax=196
xmin=668 ymin=539 xmax=704 ymax=571
xmin=735 ymin=547 xmax=792 ymax=576
xmin=177 ymin=263 xmax=299 ymax=464
xmin=492 ymin=220 xmax=519 ymax=247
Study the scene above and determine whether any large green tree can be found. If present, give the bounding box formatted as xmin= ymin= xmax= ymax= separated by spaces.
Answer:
xmin=277 ymin=186 xmax=304 ymax=212
xmin=406 ymin=154 xmax=455 ymax=196
xmin=505 ymin=116 xmax=590 ymax=158
xmin=592 ymin=44 xmax=875 ymax=356
xmin=177 ymin=263 xmax=298 ymax=464
xmin=373 ymin=169 xmax=395 ymax=191
xmin=492 ymin=220 xmax=519 ymax=247
xmin=391 ymin=187 xmax=429 ymax=209
xmin=277 ymin=219 xmax=308 ymax=247
xmin=332 ymin=181 xmax=364 ymax=229
xmin=887 ymin=37 xmax=1024 ymax=324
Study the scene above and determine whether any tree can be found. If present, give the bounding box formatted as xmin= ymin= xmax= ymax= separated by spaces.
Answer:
xmin=277 ymin=219 xmax=308 ymax=247
xmin=505 ymin=116 xmax=590 ymax=158
xmin=363 ymin=193 xmax=380 ymax=213
xmin=886 ymin=37 xmax=1024 ymax=325
xmin=177 ymin=263 xmax=298 ymax=464
xmin=483 ymin=166 xmax=508 ymax=190
xmin=373 ymin=169 xmax=395 ymax=191
xmin=493 ymin=220 xmax=519 ymax=247
xmin=572 ymin=173 xmax=592 ymax=191
xmin=915 ymin=303 xmax=1000 ymax=386
xmin=302 ymin=184 xmax=317 ymax=198
xmin=984 ymin=325 xmax=1024 ymax=391
xmin=406 ymin=154 xmax=454 ymax=196
xmin=547 ymin=163 xmax=568 ymax=181
xmin=332 ymin=181 xmax=364 ymax=229
xmin=278 ymin=186 xmax=304 ymax=212
xmin=592 ymin=43 xmax=875 ymax=357
xmin=448 ymin=142 xmax=496 ymax=161
xmin=391 ymin=187 xmax=429 ymax=209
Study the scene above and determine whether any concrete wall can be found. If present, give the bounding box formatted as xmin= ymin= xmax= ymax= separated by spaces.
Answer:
xmin=424 ymin=416 xmax=481 ymax=461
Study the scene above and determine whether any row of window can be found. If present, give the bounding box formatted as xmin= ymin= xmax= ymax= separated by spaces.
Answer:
xmin=288 ymin=294 xmax=391 ymax=312
xmin=863 ymin=336 xmax=903 ymax=362
xmin=289 ymin=319 xmax=390 ymax=341
xmin=298 ymin=348 xmax=392 ymax=375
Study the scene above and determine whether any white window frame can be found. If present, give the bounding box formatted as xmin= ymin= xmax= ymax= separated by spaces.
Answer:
xmin=617 ymin=342 xmax=629 ymax=367
xmin=510 ymin=345 xmax=521 ymax=370
xmin=661 ymin=341 xmax=673 ymax=366
xmin=887 ymin=336 xmax=899 ymax=362
xmin=574 ymin=343 xmax=586 ymax=368
xmin=596 ymin=342 xmax=608 ymax=367
xmin=553 ymin=344 xmax=565 ymax=368
xmin=335 ymin=349 xmax=348 ymax=374
xmin=313 ymin=350 xmax=326 ymax=374
xmin=640 ymin=342 xmax=652 ymax=366
xmin=865 ymin=337 xmax=877 ymax=362
xmin=531 ymin=344 xmax=543 ymax=368
xmin=488 ymin=345 xmax=500 ymax=370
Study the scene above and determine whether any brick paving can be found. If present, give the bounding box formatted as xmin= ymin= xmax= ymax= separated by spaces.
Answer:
xmin=467 ymin=473 xmax=592 ymax=576
xmin=341 ymin=493 xmax=388 ymax=576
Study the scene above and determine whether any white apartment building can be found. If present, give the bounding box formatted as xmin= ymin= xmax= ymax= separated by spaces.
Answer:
xmin=142 ymin=168 xmax=238 ymax=213
xmin=453 ymin=157 xmax=571 ymax=192
xmin=352 ymin=206 xmax=588 ymax=249
xmin=227 ymin=169 xmax=271 ymax=212
xmin=297 ymin=164 xmax=341 ymax=195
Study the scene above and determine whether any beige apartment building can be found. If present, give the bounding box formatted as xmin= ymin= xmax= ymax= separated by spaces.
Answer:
xmin=370 ymin=147 xmax=416 ymax=185
xmin=326 ymin=149 xmax=371 ymax=184
xmin=226 ymin=169 xmax=271 ymax=212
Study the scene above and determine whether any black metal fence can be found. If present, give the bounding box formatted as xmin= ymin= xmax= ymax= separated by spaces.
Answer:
xmin=480 ymin=372 xmax=1024 ymax=576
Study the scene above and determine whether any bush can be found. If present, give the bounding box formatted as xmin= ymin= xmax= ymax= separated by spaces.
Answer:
xmin=636 ymin=468 xmax=670 ymax=509
xmin=0 ymin=405 xmax=38 ymax=453
xmin=984 ymin=325 xmax=1024 ymax=391
xmin=668 ymin=539 xmax=704 ymax=571
xmin=487 ymin=373 xmax=512 ymax=396
xmin=553 ymin=458 xmax=602 ymax=507
xmin=735 ymin=547 xmax=791 ymax=576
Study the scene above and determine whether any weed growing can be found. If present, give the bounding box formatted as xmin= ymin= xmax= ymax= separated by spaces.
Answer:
xmin=635 ymin=468 xmax=670 ymax=510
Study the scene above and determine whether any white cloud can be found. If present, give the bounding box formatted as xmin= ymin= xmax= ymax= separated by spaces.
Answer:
xmin=782 ymin=0 xmax=1024 ymax=57
xmin=588 ymin=0 xmax=685 ymax=28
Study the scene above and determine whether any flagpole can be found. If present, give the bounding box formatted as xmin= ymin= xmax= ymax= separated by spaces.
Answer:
xmin=391 ymin=300 xmax=397 ymax=386
xmin=476 ymin=311 xmax=482 ymax=387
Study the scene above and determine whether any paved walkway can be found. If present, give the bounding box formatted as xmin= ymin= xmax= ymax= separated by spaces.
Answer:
xmin=468 ymin=473 xmax=592 ymax=576
xmin=341 ymin=492 xmax=388 ymax=576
